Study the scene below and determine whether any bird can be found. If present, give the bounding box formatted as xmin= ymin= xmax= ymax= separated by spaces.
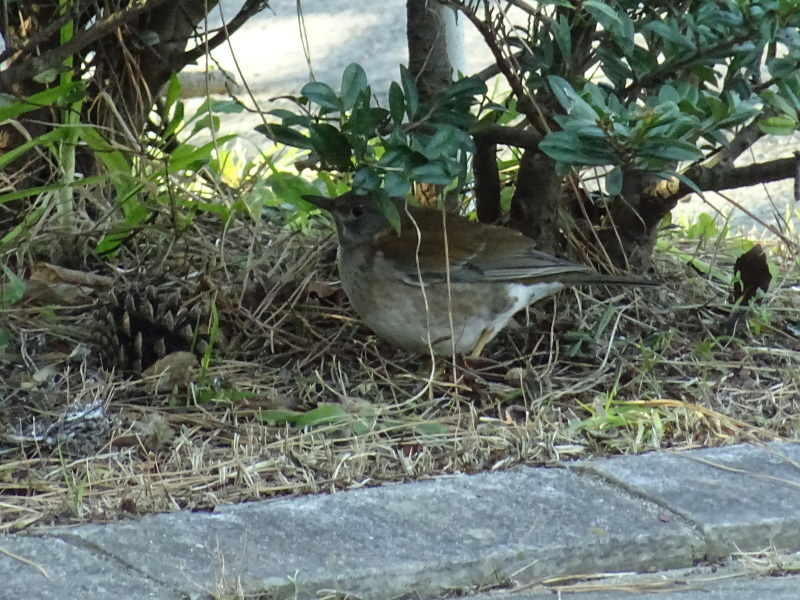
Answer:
xmin=303 ymin=190 xmax=657 ymax=357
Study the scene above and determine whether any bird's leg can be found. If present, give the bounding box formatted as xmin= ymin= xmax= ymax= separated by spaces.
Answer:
xmin=470 ymin=328 xmax=494 ymax=358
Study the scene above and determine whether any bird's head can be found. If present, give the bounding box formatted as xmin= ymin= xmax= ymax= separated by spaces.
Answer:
xmin=303 ymin=191 xmax=396 ymax=247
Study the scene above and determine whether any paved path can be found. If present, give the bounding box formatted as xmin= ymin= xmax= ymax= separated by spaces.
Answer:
xmin=3 ymin=442 xmax=800 ymax=599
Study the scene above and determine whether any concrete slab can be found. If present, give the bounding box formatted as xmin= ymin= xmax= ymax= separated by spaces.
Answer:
xmin=46 ymin=467 xmax=701 ymax=600
xmin=576 ymin=442 xmax=800 ymax=559
xmin=0 ymin=534 xmax=183 ymax=600
xmin=470 ymin=573 xmax=800 ymax=600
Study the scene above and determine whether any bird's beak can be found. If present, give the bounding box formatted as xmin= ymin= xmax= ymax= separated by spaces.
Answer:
xmin=302 ymin=194 xmax=334 ymax=212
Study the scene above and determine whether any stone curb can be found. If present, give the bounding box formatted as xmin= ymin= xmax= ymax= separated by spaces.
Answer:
xmin=1 ymin=442 xmax=798 ymax=600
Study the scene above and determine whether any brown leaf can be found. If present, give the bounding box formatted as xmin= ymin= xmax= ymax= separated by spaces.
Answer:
xmin=142 ymin=351 xmax=199 ymax=393
xmin=732 ymin=244 xmax=771 ymax=304
xmin=307 ymin=279 xmax=337 ymax=299
xmin=504 ymin=404 xmax=529 ymax=425
xmin=22 ymin=263 xmax=115 ymax=306
xmin=31 ymin=263 xmax=114 ymax=290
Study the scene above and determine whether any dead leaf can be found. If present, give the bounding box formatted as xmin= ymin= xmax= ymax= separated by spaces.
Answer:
xmin=732 ymin=244 xmax=771 ymax=304
xmin=504 ymin=404 xmax=529 ymax=425
xmin=307 ymin=279 xmax=337 ymax=299
xmin=22 ymin=263 xmax=115 ymax=306
xmin=31 ymin=263 xmax=114 ymax=290
xmin=142 ymin=351 xmax=199 ymax=393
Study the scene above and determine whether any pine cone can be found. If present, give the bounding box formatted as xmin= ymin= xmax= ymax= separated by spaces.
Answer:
xmin=95 ymin=279 xmax=217 ymax=374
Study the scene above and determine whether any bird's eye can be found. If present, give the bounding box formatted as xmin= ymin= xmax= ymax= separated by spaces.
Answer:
xmin=350 ymin=206 xmax=364 ymax=217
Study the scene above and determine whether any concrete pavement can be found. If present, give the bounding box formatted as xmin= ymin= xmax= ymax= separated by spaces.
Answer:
xmin=2 ymin=442 xmax=800 ymax=599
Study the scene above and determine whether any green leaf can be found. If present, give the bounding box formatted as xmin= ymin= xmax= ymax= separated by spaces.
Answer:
xmin=639 ymin=138 xmax=704 ymax=162
xmin=659 ymin=170 xmax=703 ymax=195
xmin=209 ymin=99 xmax=244 ymax=114
xmin=294 ymin=404 xmax=350 ymax=428
xmin=301 ymin=81 xmax=340 ymax=110
xmin=410 ymin=163 xmax=453 ymax=185
xmin=389 ymin=82 xmax=405 ymax=125
xmin=605 ymin=167 xmax=623 ymax=195
xmin=552 ymin=15 xmax=572 ymax=61
xmin=384 ymin=171 xmax=410 ymax=197
xmin=539 ymin=131 xmax=617 ymax=166
xmin=374 ymin=189 xmax=402 ymax=232
xmin=0 ymin=81 xmax=82 ymax=122
xmin=399 ymin=65 xmax=420 ymax=119
xmin=413 ymin=422 xmax=451 ymax=435
xmin=341 ymin=63 xmax=369 ymax=111
xmin=164 ymin=74 xmax=181 ymax=113
xmin=645 ymin=21 xmax=696 ymax=50
xmin=352 ymin=167 xmax=382 ymax=192
xmin=757 ymin=115 xmax=798 ymax=136
xmin=441 ymin=76 xmax=487 ymax=102
xmin=309 ymin=123 xmax=353 ymax=170
xmin=1 ymin=265 xmax=25 ymax=308
xmin=760 ymin=90 xmax=797 ymax=118
xmin=0 ymin=128 xmax=65 ymax=172
xmin=539 ymin=0 xmax=573 ymax=6
xmin=584 ymin=0 xmax=621 ymax=26
xmin=255 ymin=123 xmax=314 ymax=150
xmin=547 ymin=76 xmax=598 ymax=121
xmin=258 ymin=409 xmax=302 ymax=426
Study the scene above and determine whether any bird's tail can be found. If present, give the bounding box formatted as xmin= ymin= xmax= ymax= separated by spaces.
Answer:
xmin=557 ymin=271 xmax=659 ymax=287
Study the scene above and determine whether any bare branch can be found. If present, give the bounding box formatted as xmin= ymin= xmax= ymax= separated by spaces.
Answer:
xmin=0 ymin=0 xmax=172 ymax=91
xmin=658 ymin=156 xmax=796 ymax=208
xmin=183 ymin=0 xmax=268 ymax=64
xmin=471 ymin=124 xmax=542 ymax=151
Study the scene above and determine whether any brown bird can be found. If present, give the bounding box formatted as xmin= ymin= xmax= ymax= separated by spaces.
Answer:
xmin=303 ymin=190 xmax=656 ymax=356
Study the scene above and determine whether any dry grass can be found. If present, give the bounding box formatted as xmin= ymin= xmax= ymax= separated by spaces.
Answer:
xmin=1 ymin=209 xmax=799 ymax=534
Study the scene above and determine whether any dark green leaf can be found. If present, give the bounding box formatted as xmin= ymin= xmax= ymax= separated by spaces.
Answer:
xmin=552 ymin=15 xmax=572 ymax=62
xmin=384 ymin=171 xmax=410 ymax=197
xmin=301 ymin=81 xmax=340 ymax=110
xmin=539 ymin=131 xmax=617 ymax=166
xmin=606 ymin=167 xmax=623 ymax=195
xmin=341 ymin=63 xmax=369 ymax=111
xmin=352 ymin=167 xmax=382 ymax=192
xmin=639 ymin=138 xmax=703 ymax=162
xmin=400 ymin=65 xmax=420 ymax=119
xmin=584 ymin=0 xmax=621 ymax=26
xmin=209 ymin=99 xmax=244 ymax=114
xmin=441 ymin=77 xmax=487 ymax=102
xmin=547 ymin=76 xmax=598 ymax=121
xmin=389 ymin=82 xmax=405 ymax=125
xmin=309 ymin=123 xmax=353 ymax=170
xmin=255 ymin=123 xmax=314 ymax=150
xmin=645 ymin=21 xmax=696 ymax=50
xmin=410 ymin=163 xmax=453 ymax=185
xmin=267 ymin=109 xmax=297 ymax=120
xmin=374 ymin=189 xmax=402 ymax=232
xmin=660 ymin=170 xmax=703 ymax=194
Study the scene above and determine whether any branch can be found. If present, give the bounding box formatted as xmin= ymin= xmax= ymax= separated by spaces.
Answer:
xmin=713 ymin=119 xmax=766 ymax=167
xmin=183 ymin=0 xmax=267 ymax=64
xmin=471 ymin=124 xmax=542 ymax=151
xmin=0 ymin=0 xmax=172 ymax=91
xmin=657 ymin=155 xmax=797 ymax=207
xmin=0 ymin=10 xmax=73 ymax=64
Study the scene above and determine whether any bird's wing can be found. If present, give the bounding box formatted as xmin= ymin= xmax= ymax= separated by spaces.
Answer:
xmin=373 ymin=205 xmax=594 ymax=286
